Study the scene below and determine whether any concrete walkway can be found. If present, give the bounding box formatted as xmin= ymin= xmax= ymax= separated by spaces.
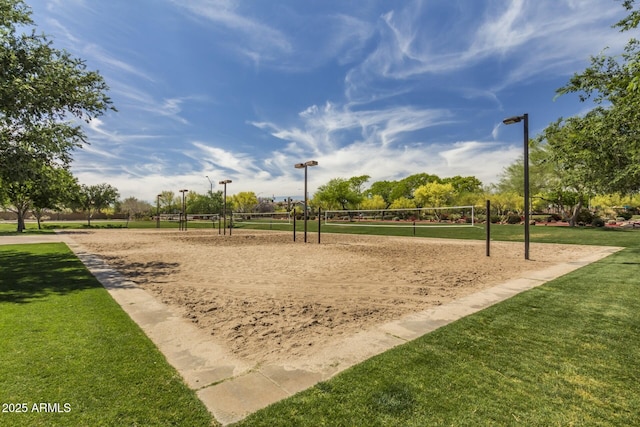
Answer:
xmin=2 ymin=233 xmax=623 ymax=425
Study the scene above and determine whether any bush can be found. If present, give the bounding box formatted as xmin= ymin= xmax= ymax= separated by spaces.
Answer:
xmin=490 ymin=215 xmax=501 ymax=224
xmin=546 ymin=213 xmax=562 ymax=222
xmin=592 ymin=217 xmax=605 ymax=227
xmin=618 ymin=211 xmax=633 ymax=220
xmin=576 ymin=209 xmax=594 ymax=224
xmin=506 ymin=214 xmax=522 ymax=224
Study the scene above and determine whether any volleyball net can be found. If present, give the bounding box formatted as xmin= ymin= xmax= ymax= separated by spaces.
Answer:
xmin=232 ymin=211 xmax=292 ymax=225
xmin=323 ymin=206 xmax=476 ymax=228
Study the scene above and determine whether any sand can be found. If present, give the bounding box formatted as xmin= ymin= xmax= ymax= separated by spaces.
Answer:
xmin=65 ymin=228 xmax=595 ymax=365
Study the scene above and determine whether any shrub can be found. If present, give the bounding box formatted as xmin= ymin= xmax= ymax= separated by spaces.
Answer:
xmin=576 ymin=209 xmax=594 ymax=224
xmin=546 ymin=213 xmax=562 ymax=222
xmin=506 ymin=214 xmax=522 ymax=224
xmin=592 ymin=217 xmax=605 ymax=227
xmin=618 ymin=211 xmax=633 ymax=220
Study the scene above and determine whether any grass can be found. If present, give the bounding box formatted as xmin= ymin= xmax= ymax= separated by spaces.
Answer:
xmin=0 ymin=243 xmax=214 ymax=427
xmin=236 ymin=246 xmax=640 ymax=426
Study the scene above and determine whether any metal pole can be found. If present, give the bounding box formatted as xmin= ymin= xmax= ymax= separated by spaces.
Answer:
xmin=156 ymin=195 xmax=160 ymax=228
xmin=223 ymin=183 xmax=227 ymax=235
xmin=318 ymin=207 xmax=321 ymax=244
xmin=293 ymin=209 xmax=296 ymax=242
xmin=304 ymin=165 xmax=308 ymax=243
xmin=486 ymin=199 xmax=491 ymax=257
xmin=523 ymin=113 xmax=530 ymax=260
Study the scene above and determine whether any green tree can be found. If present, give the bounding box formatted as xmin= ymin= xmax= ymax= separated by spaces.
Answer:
xmin=366 ymin=180 xmax=397 ymax=208
xmin=389 ymin=197 xmax=416 ymax=210
xmin=441 ymin=176 xmax=483 ymax=194
xmin=553 ymin=0 xmax=640 ymax=195
xmin=413 ymin=182 xmax=456 ymax=208
xmin=74 ymin=183 xmax=119 ymax=226
xmin=360 ymin=194 xmax=387 ymax=210
xmin=232 ymin=192 xmax=259 ymax=213
xmin=158 ymin=191 xmax=178 ymax=214
xmin=30 ymin=166 xmax=78 ymax=229
xmin=118 ymin=197 xmax=153 ymax=220
xmin=314 ymin=177 xmax=364 ymax=210
xmin=540 ymin=114 xmax=607 ymax=226
xmin=0 ymin=0 xmax=114 ymax=231
xmin=185 ymin=190 xmax=223 ymax=214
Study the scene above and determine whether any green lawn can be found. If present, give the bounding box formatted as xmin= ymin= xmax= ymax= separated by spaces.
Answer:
xmin=0 ymin=243 xmax=214 ymax=427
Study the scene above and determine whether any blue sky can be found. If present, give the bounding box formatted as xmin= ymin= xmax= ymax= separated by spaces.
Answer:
xmin=28 ymin=0 xmax=629 ymax=202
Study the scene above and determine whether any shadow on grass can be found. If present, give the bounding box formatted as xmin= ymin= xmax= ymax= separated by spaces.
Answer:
xmin=0 ymin=244 xmax=103 ymax=304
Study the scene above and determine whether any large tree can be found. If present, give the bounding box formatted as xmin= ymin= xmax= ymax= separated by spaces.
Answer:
xmin=0 ymin=0 xmax=114 ymax=231
xmin=552 ymin=0 xmax=640 ymax=196
xmin=313 ymin=176 xmax=369 ymax=210
xmin=117 ymin=197 xmax=153 ymax=221
xmin=74 ymin=183 xmax=119 ymax=226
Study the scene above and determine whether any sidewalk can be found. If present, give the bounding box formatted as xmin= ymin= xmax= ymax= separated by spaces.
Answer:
xmin=4 ymin=233 xmax=623 ymax=425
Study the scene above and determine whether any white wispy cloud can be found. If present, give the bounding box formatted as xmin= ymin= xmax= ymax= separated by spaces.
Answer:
xmin=169 ymin=0 xmax=292 ymax=64
xmin=346 ymin=0 xmax=628 ymax=100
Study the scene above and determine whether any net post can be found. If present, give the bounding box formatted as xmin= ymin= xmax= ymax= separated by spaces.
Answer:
xmin=486 ymin=200 xmax=491 ymax=257
xmin=293 ymin=209 xmax=296 ymax=242
xmin=318 ymin=208 xmax=321 ymax=244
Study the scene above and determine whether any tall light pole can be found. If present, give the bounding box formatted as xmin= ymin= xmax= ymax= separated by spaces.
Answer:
xmin=219 ymin=179 xmax=232 ymax=235
xmin=205 ymin=175 xmax=213 ymax=193
xmin=503 ymin=113 xmax=530 ymax=260
xmin=294 ymin=160 xmax=318 ymax=243
xmin=179 ymin=189 xmax=189 ymax=231
xmin=156 ymin=194 xmax=162 ymax=228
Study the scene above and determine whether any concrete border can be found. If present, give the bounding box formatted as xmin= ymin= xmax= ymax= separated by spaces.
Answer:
xmin=10 ymin=233 xmax=620 ymax=425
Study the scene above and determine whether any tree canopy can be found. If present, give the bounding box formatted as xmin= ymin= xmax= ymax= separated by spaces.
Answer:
xmin=0 ymin=0 xmax=114 ymax=231
xmin=551 ymin=0 xmax=640 ymax=196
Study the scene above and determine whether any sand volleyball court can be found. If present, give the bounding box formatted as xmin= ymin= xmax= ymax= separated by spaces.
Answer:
xmin=65 ymin=228 xmax=596 ymax=365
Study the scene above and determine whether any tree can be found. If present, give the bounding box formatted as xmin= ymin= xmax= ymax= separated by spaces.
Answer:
xmin=395 ymin=173 xmax=441 ymax=200
xmin=313 ymin=177 xmax=365 ymax=210
xmin=118 ymin=197 xmax=153 ymax=220
xmin=366 ymin=180 xmax=397 ymax=208
xmin=360 ymin=195 xmax=387 ymax=210
xmin=0 ymin=0 xmax=114 ymax=231
xmin=74 ymin=183 xmax=119 ymax=226
xmin=441 ymin=176 xmax=483 ymax=195
xmin=538 ymin=115 xmax=605 ymax=225
xmin=553 ymin=0 xmax=640 ymax=196
xmin=388 ymin=197 xmax=416 ymax=210
xmin=0 ymin=149 xmax=78 ymax=231
xmin=413 ymin=182 xmax=455 ymax=208
xmin=184 ymin=191 xmax=223 ymax=214
xmin=30 ymin=167 xmax=78 ymax=229
xmin=158 ymin=191 xmax=178 ymax=214
xmin=232 ymin=192 xmax=259 ymax=213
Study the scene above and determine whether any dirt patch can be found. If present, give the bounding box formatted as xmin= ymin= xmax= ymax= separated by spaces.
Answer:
xmin=67 ymin=229 xmax=594 ymax=364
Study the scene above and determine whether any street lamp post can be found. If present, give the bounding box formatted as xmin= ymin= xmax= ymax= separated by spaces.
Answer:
xmin=219 ymin=179 xmax=232 ymax=235
xmin=156 ymin=194 xmax=162 ymax=229
xmin=502 ymin=113 xmax=530 ymax=260
xmin=294 ymin=160 xmax=318 ymax=243
xmin=179 ymin=189 xmax=189 ymax=231
xmin=205 ymin=175 xmax=213 ymax=193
